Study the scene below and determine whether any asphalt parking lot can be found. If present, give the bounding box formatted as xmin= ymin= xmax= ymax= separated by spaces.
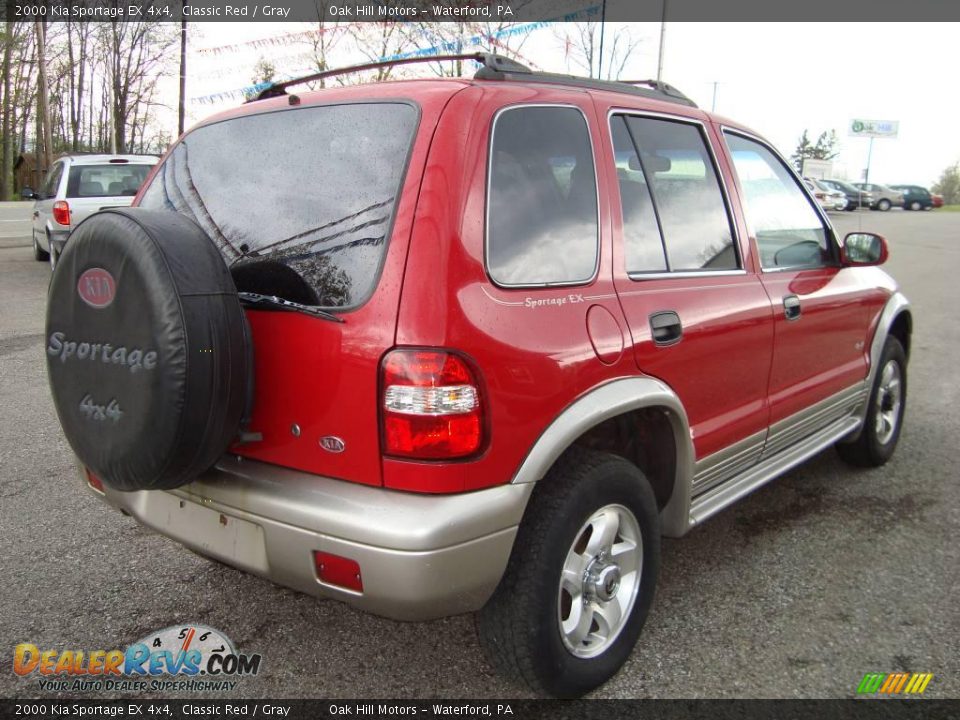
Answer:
xmin=0 ymin=202 xmax=957 ymax=700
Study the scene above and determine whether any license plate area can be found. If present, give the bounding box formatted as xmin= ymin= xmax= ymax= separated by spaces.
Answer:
xmin=148 ymin=492 xmax=269 ymax=574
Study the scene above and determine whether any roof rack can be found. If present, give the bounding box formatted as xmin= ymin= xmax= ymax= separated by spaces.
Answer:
xmin=250 ymin=52 xmax=697 ymax=109
xmin=251 ymin=52 xmax=528 ymax=101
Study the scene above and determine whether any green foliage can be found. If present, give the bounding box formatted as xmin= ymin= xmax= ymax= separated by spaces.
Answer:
xmin=791 ymin=129 xmax=840 ymax=171
xmin=932 ymin=162 xmax=960 ymax=205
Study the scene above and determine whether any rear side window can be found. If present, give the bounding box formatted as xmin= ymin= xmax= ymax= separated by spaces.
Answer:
xmin=613 ymin=115 xmax=738 ymax=273
xmin=486 ymin=106 xmax=598 ymax=286
xmin=67 ymin=164 xmax=152 ymax=198
xmin=42 ymin=163 xmax=64 ymax=199
xmin=723 ymin=132 xmax=831 ymax=270
xmin=139 ymin=102 xmax=418 ymax=309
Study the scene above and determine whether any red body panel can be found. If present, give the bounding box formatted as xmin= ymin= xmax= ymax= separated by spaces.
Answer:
xmin=392 ymin=84 xmax=629 ymax=493
xmin=215 ymin=82 xmax=468 ymax=486
xmin=137 ymin=78 xmax=900 ymax=494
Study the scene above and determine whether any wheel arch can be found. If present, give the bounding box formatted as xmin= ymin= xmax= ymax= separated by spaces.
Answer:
xmin=511 ymin=377 xmax=696 ymax=537
xmin=844 ymin=291 xmax=911 ymax=443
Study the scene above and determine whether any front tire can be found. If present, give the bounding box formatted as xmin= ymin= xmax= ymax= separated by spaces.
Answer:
xmin=909 ymin=201 xmax=922 ymax=211
xmin=477 ymin=447 xmax=660 ymax=698
xmin=877 ymin=199 xmax=892 ymax=211
xmin=837 ymin=336 xmax=907 ymax=467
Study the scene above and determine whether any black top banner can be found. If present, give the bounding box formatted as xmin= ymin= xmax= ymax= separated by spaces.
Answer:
xmin=4 ymin=0 xmax=960 ymax=22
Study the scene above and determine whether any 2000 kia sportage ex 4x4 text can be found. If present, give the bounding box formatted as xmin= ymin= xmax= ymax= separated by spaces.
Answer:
xmin=46 ymin=54 xmax=911 ymax=698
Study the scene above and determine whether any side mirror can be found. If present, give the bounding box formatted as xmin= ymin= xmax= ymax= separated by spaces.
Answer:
xmin=842 ymin=232 xmax=888 ymax=266
xmin=20 ymin=187 xmax=37 ymax=201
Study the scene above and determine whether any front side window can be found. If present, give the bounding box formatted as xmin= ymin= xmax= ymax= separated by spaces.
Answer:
xmin=616 ymin=115 xmax=738 ymax=272
xmin=724 ymin=132 xmax=832 ymax=270
xmin=487 ymin=106 xmax=598 ymax=286
xmin=139 ymin=102 xmax=418 ymax=309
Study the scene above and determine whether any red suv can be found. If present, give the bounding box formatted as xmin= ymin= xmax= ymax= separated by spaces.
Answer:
xmin=46 ymin=54 xmax=912 ymax=698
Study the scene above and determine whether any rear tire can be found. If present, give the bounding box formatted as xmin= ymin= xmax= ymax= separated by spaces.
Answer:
xmin=33 ymin=233 xmax=49 ymax=261
xmin=837 ymin=336 xmax=906 ymax=467
xmin=909 ymin=201 xmax=922 ymax=211
xmin=877 ymin=199 xmax=892 ymax=211
xmin=477 ymin=447 xmax=660 ymax=698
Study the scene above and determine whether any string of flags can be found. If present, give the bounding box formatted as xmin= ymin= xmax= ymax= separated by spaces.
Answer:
xmin=190 ymin=5 xmax=602 ymax=106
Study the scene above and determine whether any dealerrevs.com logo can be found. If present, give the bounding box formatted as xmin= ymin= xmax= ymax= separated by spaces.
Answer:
xmin=13 ymin=625 xmax=262 ymax=693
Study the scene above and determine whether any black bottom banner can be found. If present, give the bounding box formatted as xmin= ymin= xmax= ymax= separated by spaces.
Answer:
xmin=1 ymin=700 xmax=959 ymax=720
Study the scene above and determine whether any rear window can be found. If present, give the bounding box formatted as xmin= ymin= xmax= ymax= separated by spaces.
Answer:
xmin=67 ymin=164 xmax=152 ymax=198
xmin=139 ymin=102 xmax=418 ymax=309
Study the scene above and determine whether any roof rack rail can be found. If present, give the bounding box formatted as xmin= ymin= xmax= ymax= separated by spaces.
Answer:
xmin=249 ymin=51 xmax=697 ymax=109
xmin=618 ymin=79 xmax=698 ymax=107
xmin=250 ymin=52 xmax=530 ymax=101
xmin=474 ymin=64 xmax=698 ymax=108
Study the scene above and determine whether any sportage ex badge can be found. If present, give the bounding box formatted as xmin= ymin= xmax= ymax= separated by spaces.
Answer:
xmin=77 ymin=268 xmax=116 ymax=308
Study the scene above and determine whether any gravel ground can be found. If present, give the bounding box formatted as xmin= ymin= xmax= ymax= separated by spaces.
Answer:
xmin=0 ymin=202 xmax=956 ymax=699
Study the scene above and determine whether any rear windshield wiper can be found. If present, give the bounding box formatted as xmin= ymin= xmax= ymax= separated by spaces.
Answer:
xmin=238 ymin=292 xmax=344 ymax=323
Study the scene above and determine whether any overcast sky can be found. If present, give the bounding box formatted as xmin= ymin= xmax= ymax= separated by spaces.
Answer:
xmin=171 ymin=22 xmax=959 ymax=186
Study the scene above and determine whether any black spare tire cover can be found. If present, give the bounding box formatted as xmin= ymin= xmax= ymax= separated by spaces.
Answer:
xmin=46 ymin=208 xmax=250 ymax=491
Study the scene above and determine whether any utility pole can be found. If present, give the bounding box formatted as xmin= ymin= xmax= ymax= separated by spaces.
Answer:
xmin=597 ymin=0 xmax=607 ymax=80
xmin=178 ymin=5 xmax=188 ymax=137
xmin=711 ymin=81 xmax=719 ymax=112
xmin=656 ymin=0 xmax=667 ymax=82
xmin=864 ymin=136 xmax=874 ymax=184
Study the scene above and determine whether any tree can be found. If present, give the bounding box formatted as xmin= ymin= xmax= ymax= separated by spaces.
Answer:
xmin=102 ymin=18 xmax=177 ymax=153
xmin=1 ymin=21 xmax=14 ymax=199
xmin=791 ymin=129 xmax=839 ymax=172
xmin=932 ymin=162 xmax=960 ymax=205
xmin=556 ymin=23 xmax=642 ymax=80
xmin=34 ymin=20 xmax=53 ymax=171
xmin=252 ymin=57 xmax=277 ymax=85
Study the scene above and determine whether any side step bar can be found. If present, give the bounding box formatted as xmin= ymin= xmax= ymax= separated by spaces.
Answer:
xmin=688 ymin=415 xmax=861 ymax=527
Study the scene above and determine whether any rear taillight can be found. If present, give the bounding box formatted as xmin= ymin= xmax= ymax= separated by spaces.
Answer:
xmin=52 ymin=200 xmax=70 ymax=226
xmin=381 ymin=349 xmax=484 ymax=459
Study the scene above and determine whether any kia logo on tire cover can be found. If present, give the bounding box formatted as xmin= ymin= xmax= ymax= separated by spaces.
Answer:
xmin=77 ymin=268 xmax=116 ymax=309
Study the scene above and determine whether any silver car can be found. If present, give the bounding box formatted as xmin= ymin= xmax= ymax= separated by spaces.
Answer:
xmin=24 ymin=154 xmax=158 ymax=269
xmin=852 ymin=182 xmax=904 ymax=212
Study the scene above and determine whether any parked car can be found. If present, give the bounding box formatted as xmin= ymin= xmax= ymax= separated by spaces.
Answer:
xmin=931 ymin=193 xmax=944 ymax=208
xmin=890 ymin=184 xmax=934 ymax=211
xmin=819 ymin=178 xmax=873 ymax=210
xmin=804 ymin=177 xmax=846 ymax=212
xmin=853 ymin=182 xmax=904 ymax=211
xmin=44 ymin=54 xmax=912 ymax=698
xmin=24 ymin=154 xmax=158 ymax=270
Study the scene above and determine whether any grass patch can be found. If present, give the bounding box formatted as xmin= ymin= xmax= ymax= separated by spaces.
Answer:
xmin=939 ymin=205 xmax=960 ymax=212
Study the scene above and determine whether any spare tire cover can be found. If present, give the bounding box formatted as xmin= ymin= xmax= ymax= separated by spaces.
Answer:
xmin=46 ymin=208 xmax=250 ymax=491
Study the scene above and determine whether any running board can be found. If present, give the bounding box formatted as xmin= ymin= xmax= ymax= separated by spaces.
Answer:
xmin=688 ymin=415 xmax=861 ymax=527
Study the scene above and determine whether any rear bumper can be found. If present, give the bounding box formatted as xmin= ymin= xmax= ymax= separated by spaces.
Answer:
xmin=86 ymin=456 xmax=533 ymax=621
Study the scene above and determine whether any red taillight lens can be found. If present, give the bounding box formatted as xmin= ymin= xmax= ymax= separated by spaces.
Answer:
xmin=85 ymin=468 xmax=104 ymax=493
xmin=314 ymin=551 xmax=363 ymax=592
xmin=381 ymin=349 xmax=484 ymax=459
xmin=52 ymin=200 xmax=70 ymax=226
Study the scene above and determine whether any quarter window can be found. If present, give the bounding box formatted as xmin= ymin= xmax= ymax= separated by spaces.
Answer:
xmin=612 ymin=115 xmax=738 ymax=273
xmin=487 ymin=106 xmax=598 ymax=286
xmin=42 ymin=163 xmax=63 ymax=199
xmin=725 ymin=132 xmax=831 ymax=270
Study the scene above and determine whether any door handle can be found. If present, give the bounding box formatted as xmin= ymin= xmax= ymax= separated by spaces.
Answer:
xmin=783 ymin=294 xmax=802 ymax=321
xmin=650 ymin=311 xmax=682 ymax=346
